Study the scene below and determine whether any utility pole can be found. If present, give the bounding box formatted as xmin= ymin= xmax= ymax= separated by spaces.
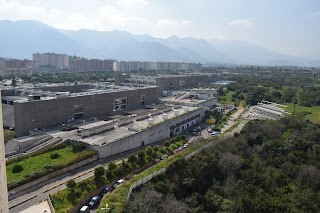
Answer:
xmin=0 ymin=92 xmax=9 ymax=213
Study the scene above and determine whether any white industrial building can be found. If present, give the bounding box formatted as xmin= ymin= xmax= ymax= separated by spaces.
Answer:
xmin=77 ymin=104 xmax=205 ymax=158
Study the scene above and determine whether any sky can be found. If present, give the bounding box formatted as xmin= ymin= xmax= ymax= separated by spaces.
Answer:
xmin=0 ymin=0 xmax=319 ymax=58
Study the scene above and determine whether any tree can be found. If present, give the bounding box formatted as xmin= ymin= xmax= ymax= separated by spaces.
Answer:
xmin=66 ymin=179 xmax=77 ymax=191
xmin=128 ymin=154 xmax=138 ymax=164
xmin=94 ymin=166 xmax=105 ymax=179
xmin=145 ymin=146 xmax=154 ymax=157
xmin=153 ymin=145 xmax=160 ymax=152
xmin=138 ymin=150 xmax=146 ymax=165
xmin=108 ymin=161 xmax=117 ymax=171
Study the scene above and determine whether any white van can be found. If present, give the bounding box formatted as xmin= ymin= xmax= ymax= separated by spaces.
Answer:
xmin=80 ymin=205 xmax=89 ymax=213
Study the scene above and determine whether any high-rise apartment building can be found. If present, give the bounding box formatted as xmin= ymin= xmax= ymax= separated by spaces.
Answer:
xmin=33 ymin=53 xmax=69 ymax=69
xmin=0 ymin=94 xmax=9 ymax=213
xmin=69 ymin=57 xmax=114 ymax=72
xmin=113 ymin=61 xmax=202 ymax=72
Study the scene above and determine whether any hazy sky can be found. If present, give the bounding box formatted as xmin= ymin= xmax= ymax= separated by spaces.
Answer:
xmin=0 ymin=0 xmax=319 ymax=57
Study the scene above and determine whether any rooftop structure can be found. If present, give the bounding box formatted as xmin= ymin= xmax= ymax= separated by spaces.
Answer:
xmin=76 ymin=104 xmax=205 ymax=158
xmin=252 ymin=100 xmax=290 ymax=120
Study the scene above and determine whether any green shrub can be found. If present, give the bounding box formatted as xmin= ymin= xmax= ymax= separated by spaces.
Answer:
xmin=12 ymin=164 xmax=23 ymax=173
xmin=50 ymin=153 xmax=60 ymax=159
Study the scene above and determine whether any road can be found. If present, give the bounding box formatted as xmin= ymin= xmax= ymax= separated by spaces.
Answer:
xmin=9 ymin=107 xmax=247 ymax=213
xmin=8 ymin=140 xmax=167 ymax=213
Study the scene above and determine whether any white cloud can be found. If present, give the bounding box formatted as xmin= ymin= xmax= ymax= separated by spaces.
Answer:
xmin=228 ymin=19 xmax=254 ymax=28
xmin=117 ymin=0 xmax=149 ymax=8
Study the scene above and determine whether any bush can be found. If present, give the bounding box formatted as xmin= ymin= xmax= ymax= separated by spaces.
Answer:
xmin=164 ymin=141 xmax=170 ymax=147
xmin=50 ymin=153 xmax=60 ymax=159
xmin=12 ymin=164 xmax=23 ymax=173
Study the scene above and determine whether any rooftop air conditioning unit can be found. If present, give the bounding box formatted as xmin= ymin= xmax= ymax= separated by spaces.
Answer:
xmin=162 ymin=113 xmax=169 ymax=120
xmin=148 ymin=118 xmax=155 ymax=125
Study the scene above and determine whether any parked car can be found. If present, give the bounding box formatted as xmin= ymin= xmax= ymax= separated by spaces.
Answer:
xmin=80 ymin=205 xmax=90 ymax=213
xmin=178 ymin=146 xmax=185 ymax=151
xmin=100 ymin=187 xmax=110 ymax=197
xmin=113 ymin=179 xmax=124 ymax=189
xmin=88 ymin=196 xmax=101 ymax=208
xmin=183 ymin=143 xmax=188 ymax=148
xmin=208 ymin=128 xmax=213 ymax=133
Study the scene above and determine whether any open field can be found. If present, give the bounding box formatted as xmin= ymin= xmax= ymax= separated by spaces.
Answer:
xmin=6 ymin=145 xmax=96 ymax=189
xmin=219 ymin=90 xmax=235 ymax=104
xmin=293 ymin=105 xmax=320 ymax=123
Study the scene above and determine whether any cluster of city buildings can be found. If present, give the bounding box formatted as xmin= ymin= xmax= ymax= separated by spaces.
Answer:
xmin=0 ymin=73 xmax=219 ymax=213
xmin=0 ymin=58 xmax=33 ymax=77
xmin=0 ymin=53 xmax=203 ymax=76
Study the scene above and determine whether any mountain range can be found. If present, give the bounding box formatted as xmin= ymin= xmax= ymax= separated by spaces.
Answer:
xmin=0 ymin=20 xmax=318 ymax=67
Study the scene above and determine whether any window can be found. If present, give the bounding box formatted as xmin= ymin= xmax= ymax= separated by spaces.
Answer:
xmin=113 ymin=97 xmax=127 ymax=111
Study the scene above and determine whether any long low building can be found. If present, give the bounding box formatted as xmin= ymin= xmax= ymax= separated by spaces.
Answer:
xmin=1 ymin=84 xmax=159 ymax=137
xmin=78 ymin=105 xmax=205 ymax=158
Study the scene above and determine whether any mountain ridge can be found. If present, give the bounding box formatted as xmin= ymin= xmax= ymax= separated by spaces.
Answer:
xmin=0 ymin=20 xmax=318 ymax=66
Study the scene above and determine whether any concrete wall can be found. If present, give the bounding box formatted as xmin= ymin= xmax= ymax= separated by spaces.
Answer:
xmin=8 ymin=155 xmax=98 ymax=194
xmin=14 ymin=87 xmax=159 ymax=137
xmin=90 ymin=108 xmax=205 ymax=159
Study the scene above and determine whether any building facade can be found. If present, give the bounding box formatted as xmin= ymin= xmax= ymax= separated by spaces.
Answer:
xmin=69 ymin=57 xmax=114 ymax=72
xmin=113 ymin=61 xmax=202 ymax=72
xmin=33 ymin=53 xmax=69 ymax=69
xmin=1 ymin=84 xmax=159 ymax=137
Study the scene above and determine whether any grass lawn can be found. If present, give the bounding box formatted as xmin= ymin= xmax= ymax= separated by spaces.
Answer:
xmin=4 ymin=129 xmax=15 ymax=144
xmin=219 ymin=91 xmax=235 ymax=104
xmin=6 ymin=145 xmax=96 ymax=189
xmin=293 ymin=104 xmax=320 ymax=123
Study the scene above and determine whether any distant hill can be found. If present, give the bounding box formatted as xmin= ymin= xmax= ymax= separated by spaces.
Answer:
xmin=0 ymin=19 xmax=317 ymax=66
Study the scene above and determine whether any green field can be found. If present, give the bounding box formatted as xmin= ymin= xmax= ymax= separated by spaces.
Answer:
xmin=6 ymin=145 xmax=96 ymax=189
xmin=293 ymin=104 xmax=320 ymax=123
xmin=3 ymin=129 xmax=15 ymax=144
xmin=219 ymin=90 xmax=235 ymax=104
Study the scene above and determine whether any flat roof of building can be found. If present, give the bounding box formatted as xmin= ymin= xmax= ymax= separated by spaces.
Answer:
xmin=78 ymin=105 xmax=200 ymax=146
xmin=9 ymin=84 xmax=158 ymax=103
xmin=79 ymin=120 xmax=114 ymax=131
